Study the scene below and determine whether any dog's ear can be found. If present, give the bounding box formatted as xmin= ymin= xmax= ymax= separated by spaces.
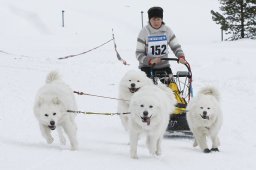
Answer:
xmin=52 ymin=97 xmax=61 ymax=105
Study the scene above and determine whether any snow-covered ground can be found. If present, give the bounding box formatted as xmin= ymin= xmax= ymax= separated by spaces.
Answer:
xmin=0 ymin=0 xmax=256 ymax=170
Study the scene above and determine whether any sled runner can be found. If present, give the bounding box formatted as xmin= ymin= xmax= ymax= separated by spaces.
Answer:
xmin=150 ymin=58 xmax=193 ymax=137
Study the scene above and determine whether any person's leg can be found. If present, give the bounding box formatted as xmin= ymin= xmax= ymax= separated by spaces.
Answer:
xmin=140 ymin=67 xmax=152 ymax=78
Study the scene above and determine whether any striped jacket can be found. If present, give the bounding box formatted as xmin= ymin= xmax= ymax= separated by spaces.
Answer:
xmin=136 ymin=24 xmax=185 ymax=69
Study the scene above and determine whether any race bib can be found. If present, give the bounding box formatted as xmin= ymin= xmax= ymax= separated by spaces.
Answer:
xmin=147 ymin=35 xmax=168 ymax=57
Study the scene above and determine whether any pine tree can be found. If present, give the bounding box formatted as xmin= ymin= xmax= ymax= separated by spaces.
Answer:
xmin=211 ymin=0 xmax=256 ymax=40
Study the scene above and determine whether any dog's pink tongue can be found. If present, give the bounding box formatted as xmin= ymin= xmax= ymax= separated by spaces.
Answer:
xmin=146 ymin=118 xmax=150 ymax=126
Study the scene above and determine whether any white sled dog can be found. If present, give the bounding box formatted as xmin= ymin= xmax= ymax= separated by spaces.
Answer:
xmin=117 ymin=70 xmax=153 ymax=131
xmin=128 ymin=85 xmax=176 ymax=159
xmin=33 ymin=71 xmax=78 ymax=150
xmin=186 ymin=86 xmax=223 ymax=153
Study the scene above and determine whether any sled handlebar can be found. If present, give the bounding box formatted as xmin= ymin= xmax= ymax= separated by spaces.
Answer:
xmin=161 ymin=58 xmax=192 ymax=73
xmin=161 ymin=58 xmax=179 ymax=62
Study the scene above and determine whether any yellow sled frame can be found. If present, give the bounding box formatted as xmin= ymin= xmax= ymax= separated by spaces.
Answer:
xmin=168 ymin=82 xmax=187 ymax=114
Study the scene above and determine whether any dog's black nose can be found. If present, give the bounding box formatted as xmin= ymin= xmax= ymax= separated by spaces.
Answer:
xmin=131 ymin=83 xmax=135 ymax=88
xmin=143 ymin=111 xmax=148 ymax=116
xmin=50 ymin=121 xmax=55 ymax=126
xmin=203 ymin=111 xmax=207 ymax=116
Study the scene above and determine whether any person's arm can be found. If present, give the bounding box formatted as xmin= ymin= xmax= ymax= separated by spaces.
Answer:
xmin=167 ymin=27 xmax=186 ymax=64
xmin=135 ymin=28 xmax=152 ymax=66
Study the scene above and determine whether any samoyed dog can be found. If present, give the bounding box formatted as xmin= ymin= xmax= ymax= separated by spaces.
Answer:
xmin=186 ymin=86 xmax=223 ymax=153
xmin=128 ymin=85 xmax=176 ymax=159
xmin=33 ymin=71 xmax=78 ymax=150
xmin=117 ymin=70 xmax=153 ymax=131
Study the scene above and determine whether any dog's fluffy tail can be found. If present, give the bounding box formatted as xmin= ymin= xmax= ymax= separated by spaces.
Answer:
xmin=198 ymin=86 xmax=220 ymax=101
xmin=46 ymin=70 xmax=61 ymax=83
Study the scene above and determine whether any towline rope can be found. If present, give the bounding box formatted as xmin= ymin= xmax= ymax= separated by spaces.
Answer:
xmin=67 ymin=110 xmax=130 ymax=116
xmin=73 ymin=91 xmax=129 ymax=102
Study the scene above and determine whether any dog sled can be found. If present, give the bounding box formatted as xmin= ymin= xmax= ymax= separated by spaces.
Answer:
xmin=150 ymin=58 xmax=193 ymax=137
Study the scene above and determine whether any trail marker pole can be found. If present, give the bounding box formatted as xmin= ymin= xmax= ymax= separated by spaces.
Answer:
xmin=141 ymin=11 xmax=144 ymax=28
xmin=62 ymin=10 xmax=65 ymax=27
xmin=221 ymin=28 xmax=223 ymax=41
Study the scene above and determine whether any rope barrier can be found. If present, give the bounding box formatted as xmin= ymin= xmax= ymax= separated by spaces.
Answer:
xmin=58 ymin=29 xmax=129 ymax=65
xmin=0 ymin=50 xmax=9 ymax=55
xmin=58 ymin=38 xmax=113 ymax=60
xmin=0 ymin=49 xmax=30 ymax=58
xmin=112 ymin=29 xmax=129 ymax=65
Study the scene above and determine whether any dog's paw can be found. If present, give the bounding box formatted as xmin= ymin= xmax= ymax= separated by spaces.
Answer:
xmin=193 ymin=140 xmax=198 ymax=147
xmin=156 ymin=150 xmax=162 ymax=156
xmin=46 ymin=137 xmax=54 ymax=144
xmin=152 ymin=153 xmax=163 ymax=160
xmin=71 ymin=144 xmax=78 ymax=151
xmin=149 ymin=149 xmax=156 ymax=155
xmin=203 ymin=148 xmax=211 ymax=153
xmin=211 ymin=148 xmax=219 ymax=152
xmin=130 ymin=155 xmax=138 ymax=159
xmin=130 ymin=152 xmax=138 ymax=159
xmin=59 ymin=137 xmax=66 ymax=145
